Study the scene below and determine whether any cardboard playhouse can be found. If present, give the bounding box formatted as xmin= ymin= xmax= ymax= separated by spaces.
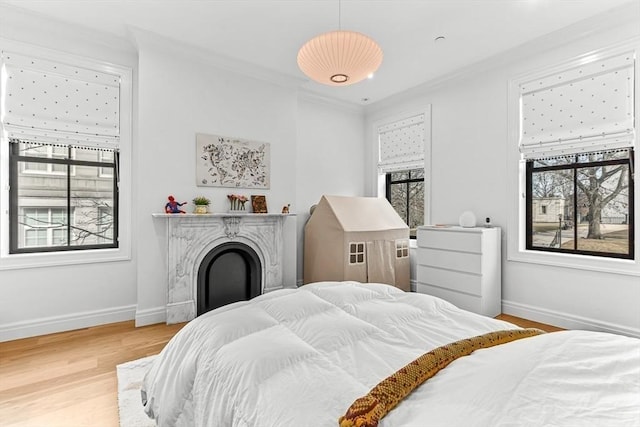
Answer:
xmin=304 ymin=195 xmax=410 ymax=291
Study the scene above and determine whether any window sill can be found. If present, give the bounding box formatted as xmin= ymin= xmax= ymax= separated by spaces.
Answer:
xmin=0 ymin=247 xmax=131 ymax=271
xmin=507 ymin=248 xmax=640 ymax=277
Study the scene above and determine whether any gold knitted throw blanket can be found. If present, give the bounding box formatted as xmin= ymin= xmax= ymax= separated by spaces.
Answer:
xmin=338 ymin=328 xmax=544 ymax=427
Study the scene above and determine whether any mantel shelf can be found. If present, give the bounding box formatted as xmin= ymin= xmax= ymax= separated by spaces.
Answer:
xmin=152 ymin=213 xmax=295 ymax=218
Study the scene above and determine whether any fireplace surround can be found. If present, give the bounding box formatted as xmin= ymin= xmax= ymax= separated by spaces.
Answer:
xmin=153 ymin=213 xmax=290 ymax=323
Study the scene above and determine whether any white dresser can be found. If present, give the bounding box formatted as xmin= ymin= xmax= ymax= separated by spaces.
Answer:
xmin=416 ymin=226 xmax=501 ymax=317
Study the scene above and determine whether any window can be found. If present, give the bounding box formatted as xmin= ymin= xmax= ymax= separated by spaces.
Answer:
xmin=99 ymin=150 xmax=114 ymax=178
xmin=396 ymin=240 xmax=409 ymax=258
xmin=9 ymin=140 xmax=118 ymax=253
xmin=526 ymin=150 xmax=634 ymax=259
xmin=21 ymin=143 xmax=73 ymax=175
xmin=386 ymin=169 xmax=424 ymax=238
xmin=97 ymin=206 xmax=114 ymax=244
xmin=1 ymin=45 xmax=130 ymax=264
xmin=376 ymin=110 xmax=430 ymax=235
xmin=509 ymin=45 xmax=637 ymax=269
xmin=21 ymin=207 xmax=72 ymax=248
xmin=349 ymin=242 xmax=365 ymax=265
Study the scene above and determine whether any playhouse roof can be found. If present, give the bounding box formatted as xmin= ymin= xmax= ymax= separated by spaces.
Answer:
xmin=313 ymin=195 xmax=409 ymax=233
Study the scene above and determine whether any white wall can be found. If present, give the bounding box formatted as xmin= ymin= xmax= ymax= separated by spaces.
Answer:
xmin=0 ymin=6 xmax=139 ymax=341
xmin=0 ymin=7 xmax=367 ymax=339
xmin=364 ymin=9 xmax=640 ymax=336
xmin=132 ymin=30 xmax=304 ymax=323
xmin=295 ymin=95 xmax=366 ymax=284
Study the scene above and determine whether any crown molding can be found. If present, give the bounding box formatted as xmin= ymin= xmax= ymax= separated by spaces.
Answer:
xmin=297 ymin=90 xmax=365 ymax=114
xmin=128 ymin=26 xmax=306 ymax=91
xmin=0 ymin=3 xmax=307 ymax=93
xmin=0 ymin=3 xmax=137 ymax=65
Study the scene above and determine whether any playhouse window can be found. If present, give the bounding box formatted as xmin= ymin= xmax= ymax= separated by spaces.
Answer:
xmin=349 ymin=242 xmax=365 ymax=264
xmin=396 ymin=240 xmax=409 ymax=258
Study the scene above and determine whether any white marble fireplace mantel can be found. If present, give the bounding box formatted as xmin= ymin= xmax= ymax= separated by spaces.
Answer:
xmin=153 ymin=213 xmax=295 ymax=323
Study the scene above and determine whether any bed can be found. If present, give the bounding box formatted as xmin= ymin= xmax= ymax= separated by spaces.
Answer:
xmin=142 ymin=281 xmax=640 ymax=426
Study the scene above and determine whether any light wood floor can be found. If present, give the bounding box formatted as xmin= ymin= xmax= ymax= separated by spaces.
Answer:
xmin=0 ymin=321 xmax=186 ymax=427
xmin=0 ymin=315 xmax=560 ymax=426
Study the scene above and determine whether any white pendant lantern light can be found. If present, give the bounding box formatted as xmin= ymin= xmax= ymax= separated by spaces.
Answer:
xmin=297 ymin=1 xmax=383 ymax=86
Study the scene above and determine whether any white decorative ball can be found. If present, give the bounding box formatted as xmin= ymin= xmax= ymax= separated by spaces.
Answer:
xmin=459 ymin=211 xmax=476 ymax=228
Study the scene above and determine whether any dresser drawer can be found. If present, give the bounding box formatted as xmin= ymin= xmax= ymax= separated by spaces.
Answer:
xmin=417 ymin=265 xmax=482 ymax=296
xmin=417 ymin=247 xmax=482 ymax=275
xmin=417 ymin=228 xmax=482 ymax=253
xmin=414 ymin=226 xmax=501 ymax=317
xmin=415 ymin=283 xmax=482 ymax=313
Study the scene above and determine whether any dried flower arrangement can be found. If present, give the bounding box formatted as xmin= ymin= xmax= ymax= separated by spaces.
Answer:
xmin=227 ymin=194 xmax=248 ymax=211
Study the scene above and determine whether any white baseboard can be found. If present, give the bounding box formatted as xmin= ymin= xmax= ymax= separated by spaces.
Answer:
xmin=135 ymin=306 xmax=166 ymax=327
xmin=502 ymin=300 xmax=640 ymax=338
xmin=0 ymin=304 xmax=136 ymax=342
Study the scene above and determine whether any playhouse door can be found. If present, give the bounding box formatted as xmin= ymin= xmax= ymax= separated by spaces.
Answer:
xmin=366 ymin=241 xmax=395 ymax=285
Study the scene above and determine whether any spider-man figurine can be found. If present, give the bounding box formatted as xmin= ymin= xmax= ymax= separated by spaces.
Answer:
xmin=165 ymin=195 xmax=187 ymax=214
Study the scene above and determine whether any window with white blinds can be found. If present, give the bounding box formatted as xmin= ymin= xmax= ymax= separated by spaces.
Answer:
xmin=508 ymin=42 xmax=638 ymax=269
xmin=1 ymin=51 xmax=121 ymax=149
xmin=0 ymin=43 xmax=132 ymax=263
xmin=377 ymin=113 xmax=425 ymax=173
xmin=519 ymin=51 xmax=636 ymax=159
xmin=376 ymin=109 xmax=430 ymax=236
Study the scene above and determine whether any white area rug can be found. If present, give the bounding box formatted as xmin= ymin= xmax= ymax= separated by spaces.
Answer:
xmin=116 ymin=355 xmax=157 ymax=427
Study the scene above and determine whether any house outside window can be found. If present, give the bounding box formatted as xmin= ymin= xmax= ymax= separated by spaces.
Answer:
xmin=9 ymin=141 xmax=118 ymax=253
xmin=526 ymin=150 xmax=634 ymax=259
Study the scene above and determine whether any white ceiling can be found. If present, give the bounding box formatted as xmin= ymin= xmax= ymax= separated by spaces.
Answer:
xmin=1 ymin=0 xmax=636 ymax=105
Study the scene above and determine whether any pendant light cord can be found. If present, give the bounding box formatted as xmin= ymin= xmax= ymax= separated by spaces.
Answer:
xmin=338 ymin=0 xmax=342 ymax=30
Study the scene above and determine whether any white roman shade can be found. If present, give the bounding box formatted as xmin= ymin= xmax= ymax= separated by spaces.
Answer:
xmin=519 ymin=51 xmax=636 ymax=159
xmin=377 ymin=113 xmax=425 ymax=173
xmin=1 ymin=51 xmax=121 ymax=149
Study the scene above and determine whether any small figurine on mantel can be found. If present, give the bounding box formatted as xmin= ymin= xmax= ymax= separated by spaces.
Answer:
xmin=165 ymin=195 xmax=187 ymax=214
xmin=281 ymin=204 xmax=290 ymax=214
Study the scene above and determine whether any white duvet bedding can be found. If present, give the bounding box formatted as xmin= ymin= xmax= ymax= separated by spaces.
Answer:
xmin=142 ymin=281 xmax=640 ymax=427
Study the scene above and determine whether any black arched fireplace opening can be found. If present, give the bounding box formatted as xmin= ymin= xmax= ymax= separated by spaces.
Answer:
xmin=197 ymin=242 xmax=261 ymax=316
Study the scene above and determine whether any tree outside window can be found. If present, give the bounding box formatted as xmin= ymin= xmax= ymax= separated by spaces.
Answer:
xmin=386 ymin=168 xmax=424 ymax=238
xmin=526 ymin=150 xmax=634 ymax=259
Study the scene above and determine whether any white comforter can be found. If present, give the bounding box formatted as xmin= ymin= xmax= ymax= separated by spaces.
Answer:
xmin=142 ymin=281 xmax=640 ymax=427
